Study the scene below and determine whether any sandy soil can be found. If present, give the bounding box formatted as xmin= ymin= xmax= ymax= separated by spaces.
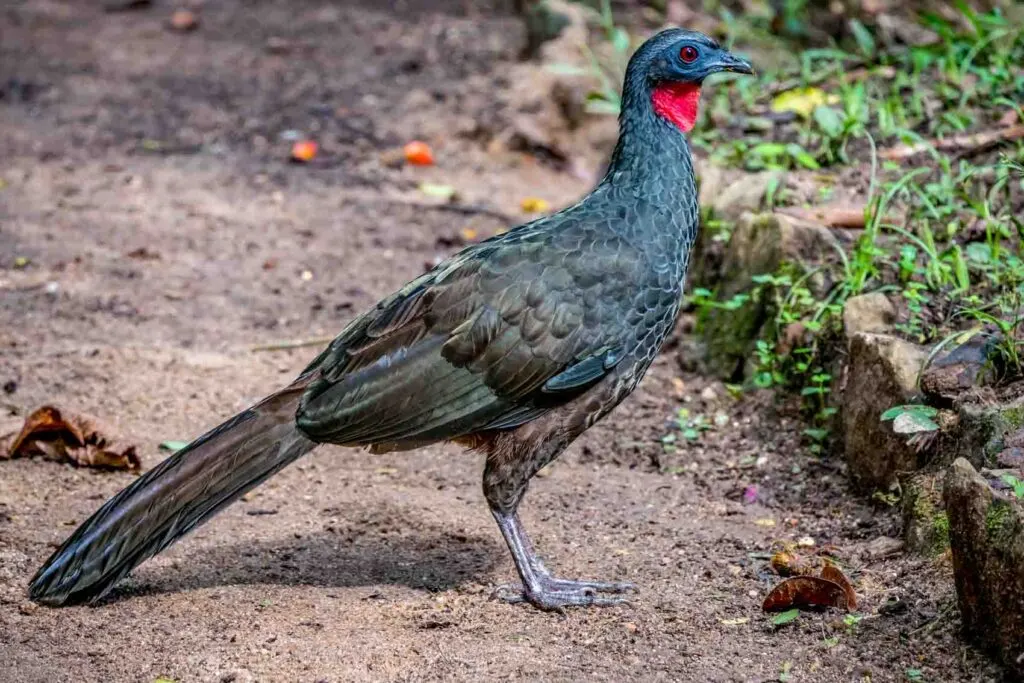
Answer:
xmin=0 ymin=1 xmax=1004 ymax=681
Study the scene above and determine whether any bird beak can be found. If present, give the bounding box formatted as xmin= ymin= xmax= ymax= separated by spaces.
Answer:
xmin=713 ymin=52 xmax=754 ymax=75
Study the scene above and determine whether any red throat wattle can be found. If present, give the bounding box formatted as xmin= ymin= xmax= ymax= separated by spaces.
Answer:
xmin=651 ymin=82 xmax=701 ymax=133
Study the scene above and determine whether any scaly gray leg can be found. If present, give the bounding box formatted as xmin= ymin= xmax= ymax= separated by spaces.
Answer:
xmin=490 ymin=508 xmax=633 ymax=611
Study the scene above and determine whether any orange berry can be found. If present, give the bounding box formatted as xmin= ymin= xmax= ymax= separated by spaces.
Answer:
xmin=290 ymin=140 xmax=317 ymax=162
xmin=403 ymin=140 xmax=434 ymax=166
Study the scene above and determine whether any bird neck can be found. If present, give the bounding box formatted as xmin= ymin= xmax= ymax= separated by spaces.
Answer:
xmin=597 ymin=73 xmax=701 ymax=275
xmin=603 ymin=74 xmax=697 ymax=190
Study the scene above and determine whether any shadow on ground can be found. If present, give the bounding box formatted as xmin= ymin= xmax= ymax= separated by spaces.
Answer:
xmin=114 ymin=522 xmax=502 ymax=602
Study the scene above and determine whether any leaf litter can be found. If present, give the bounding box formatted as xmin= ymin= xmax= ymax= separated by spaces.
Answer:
xmin=1 ymin=405 xmax=140 ymax=471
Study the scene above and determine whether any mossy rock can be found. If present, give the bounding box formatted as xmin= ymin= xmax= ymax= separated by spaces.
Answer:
xmin=901 ymin=471 xmax=950 ymax=556
xmin=944 ymin=458 xmax=1024 ymax=677
xmin=948 ymin=401 xmax=1024 ymax=470
xmin=697 ymin=212 xmax=838 ymax=380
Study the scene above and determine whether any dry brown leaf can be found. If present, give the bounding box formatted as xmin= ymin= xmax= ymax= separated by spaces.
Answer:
xmin=821 ymin=561 xmax=857 ymax=610
xmin=1 ymin=405 xmax=140 ymax=471
xmin=762 ymin=576 xmax=850 ymax=612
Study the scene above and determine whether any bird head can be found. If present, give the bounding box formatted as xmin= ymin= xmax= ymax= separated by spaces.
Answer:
xmin=626 ymin=28 xmax=753 ymax=134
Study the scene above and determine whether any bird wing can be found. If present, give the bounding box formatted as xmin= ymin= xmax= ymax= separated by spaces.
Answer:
xmin=295 ymin=221 xmax=648 ymax=449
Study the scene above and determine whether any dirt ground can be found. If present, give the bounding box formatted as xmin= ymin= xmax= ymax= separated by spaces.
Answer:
xmin=0 ymin=1 xmax=1006 ymax=681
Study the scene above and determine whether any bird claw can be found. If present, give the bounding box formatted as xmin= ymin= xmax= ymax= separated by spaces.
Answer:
xmin=492 ymin=578 xmax=634 ymax=611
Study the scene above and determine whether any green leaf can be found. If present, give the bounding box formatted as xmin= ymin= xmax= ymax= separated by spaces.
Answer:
xmin=793 ymin=150 xmax=820 ymax=170
xmin=849 ymin=19 xmax=876 ymax=58
xmin=751 ymin=142 xmax=788 ymax=158
xmin=417 ymin=183 xmax=457 ymax=200
xmin=892 ymin=411 xmax=939 ymax=434
xmin=950 ymin=245 xmax=970 ymax=291
xmin=159 ymin=440 xmax=190 ymax=452
xmin=610 ymin=27 xmax=630 ymax=55
xmin=813 ymin=105 xmax=844 ymax=138
xmin=905 ymin=669 xmax=923 ymax=681
xmin=881 ymin=405 xmax=937 ymax=421
xmin=1000 ymin=474 xmax=1024 ymax=498
xmin=772 ymin=608 xmax=800 ymax=626
xmin=965 ymin=242 xmax=991 ymax=264
xmin=803 ymin=428 xmax=829 ymax=441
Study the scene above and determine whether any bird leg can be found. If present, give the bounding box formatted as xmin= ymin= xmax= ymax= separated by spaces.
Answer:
xmin=490 ymin=508 xmax=633 ymax=611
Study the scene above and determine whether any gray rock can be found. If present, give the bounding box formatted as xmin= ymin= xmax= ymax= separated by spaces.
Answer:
xmin=841 ymin=332 xmax=929 ymax=490
xmin=919 ymin=332 xmax=1001 ymax=401
xmin=944 ymin=457 xmax=1024 ymax=677
xmin=948 ymin=400 xmax=1024 ymax=471
xmin=705 ymin=170 xmax=784 ymax=221
xmin=842 ymin=292 xmax=897 ymax=340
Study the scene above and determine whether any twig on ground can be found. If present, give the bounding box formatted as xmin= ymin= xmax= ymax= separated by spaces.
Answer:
xmin=777 ymin=204 xmax=904 ymax=230
xmin=381 ymin=198 xmax=517 ymax=224
xmin=777 ymin=206 xmax=872 ymax=229
xmin=908 ymin=600 xmax=957 ymax=637
xmin=250 ymin=337 xmax=335 ymax=352
xmin=881 ymin=125 xmax=1024 ymax=161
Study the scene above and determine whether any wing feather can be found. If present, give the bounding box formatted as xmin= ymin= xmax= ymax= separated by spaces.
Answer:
xmin=296 ymin=226 xmax=648 ymax=448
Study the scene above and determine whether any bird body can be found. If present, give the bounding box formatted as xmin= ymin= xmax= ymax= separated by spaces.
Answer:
xmin=29 ymin=28 xmax=751 ymax=611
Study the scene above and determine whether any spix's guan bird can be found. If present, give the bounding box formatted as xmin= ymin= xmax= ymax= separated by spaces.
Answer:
xmin=29 ymin=29 xmax=751 ymax=611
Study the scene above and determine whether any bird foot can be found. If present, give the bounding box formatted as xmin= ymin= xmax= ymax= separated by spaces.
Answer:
xmin=493 ymin=577 xmax=634 ymax=611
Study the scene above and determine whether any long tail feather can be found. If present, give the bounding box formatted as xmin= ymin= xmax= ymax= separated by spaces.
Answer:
xmin=28 ymin=381 xmax=316 ymax=606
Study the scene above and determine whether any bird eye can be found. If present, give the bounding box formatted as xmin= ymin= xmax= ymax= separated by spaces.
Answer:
xmin=680 ymin=46 xmax=699 ymax=64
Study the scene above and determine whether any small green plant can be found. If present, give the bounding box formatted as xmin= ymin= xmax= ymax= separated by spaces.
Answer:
xmin=548 ymin=0 xmax=631 ymax=115
xmin=842 ymin=613 xmax=863 ymax=631
xmin=1000 ymin=473 xmax=1024 ymax=499
xmin=881 ymin=405 xmax=940 ymax=434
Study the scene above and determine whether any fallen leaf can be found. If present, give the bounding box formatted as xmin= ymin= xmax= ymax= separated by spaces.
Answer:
xmin=125 ymin=246 xmax=162 ymax=260
xmin=459 ymin=227 xmax=479 ymax=242
xmin=771 ymin=87 xmax=839 ymax=119
xmin=720 ymin=617 xmax=749 ymax=626
xmin=418 ymin=183 xmax=456 ymax=201
xmin=520 ymin=197 xmax=550 ymax=213
xmin=403 ymin=141 xmax=434 ymax=166
xmin=771 ymin=608 xmax=800 ymax=626
xmin=290 ymin=140 xmax=318 ymax=162
xmin=1 ymin=405 xmax=140 ymax=471
xmin=159 ymin=440 xmax=189 ymax=453
xmin=762 ymin=576 xmax=850 ymax=612
xmin=754 ymin=518 xmax=776 ymax=527
xmin=168 ymin=9 xmax=198 ymax=32
xmin=821 ymin=561 xmax=857 ymax=610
